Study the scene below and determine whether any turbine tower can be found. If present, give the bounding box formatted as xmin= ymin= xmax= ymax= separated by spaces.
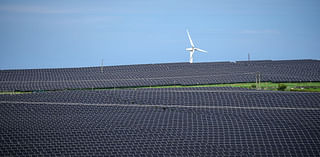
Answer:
xmin=186 ymin=29 xmax=207 ymax=63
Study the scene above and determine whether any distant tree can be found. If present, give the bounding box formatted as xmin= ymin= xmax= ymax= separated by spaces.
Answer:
xmin=277 ymin=84 xmax=287 ymax=91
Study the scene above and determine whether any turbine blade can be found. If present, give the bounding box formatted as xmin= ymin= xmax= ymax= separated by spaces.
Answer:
xmin=195 ymin=48 xmax=207 ymax=53
xmin=186 ymin=29 xmax=195 ymax=47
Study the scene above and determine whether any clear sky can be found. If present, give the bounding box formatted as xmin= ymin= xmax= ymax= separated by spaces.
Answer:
xmin=1 ymin=0 xmax=320 ymax=69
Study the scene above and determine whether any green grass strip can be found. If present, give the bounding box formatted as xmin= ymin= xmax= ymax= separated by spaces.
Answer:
xmin=1 ymin=82 xmax=320 ymax=94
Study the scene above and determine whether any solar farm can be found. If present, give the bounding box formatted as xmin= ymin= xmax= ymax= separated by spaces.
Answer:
xmin=1 ymin=59 xmax=320 ymax=156
xmin=1 ymin=60 xmax=319 ymax=92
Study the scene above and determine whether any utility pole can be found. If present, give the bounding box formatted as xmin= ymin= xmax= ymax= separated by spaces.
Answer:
xmin=256 ymin=72 xmax=258 ymax=90
xmin=248 ymin=53 xmax=250 ymax=61
xmin=258 ymin=72 xmax=261 ymax=90
xmin=100 ymin=59 xmax=104 ymax=73
xmin=256 ymin=72 xmax=261 ymax=90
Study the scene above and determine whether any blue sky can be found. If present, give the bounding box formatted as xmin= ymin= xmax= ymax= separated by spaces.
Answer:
xmin=0 ymin=0 xmax=320 ymax=69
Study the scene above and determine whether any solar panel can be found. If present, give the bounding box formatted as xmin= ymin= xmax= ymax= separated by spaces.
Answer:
xmin=0 ymin=87 xmax=320 ymax=156
xmin=0 ymin=60 xmax=319 ymax=91
xmin=1 ymin=60 xmax=320 ymax=156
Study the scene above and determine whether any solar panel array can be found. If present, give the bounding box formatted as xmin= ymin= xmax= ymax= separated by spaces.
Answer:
xmin=1 ymin=60 xmax=320 ymax=156
xmin=1 ymin=87 xmax=320 ymax=109
xmin=1 ymin=87 xmax=320 ymax=156
xmin=1 ymin=59 xmax=319 ymax=91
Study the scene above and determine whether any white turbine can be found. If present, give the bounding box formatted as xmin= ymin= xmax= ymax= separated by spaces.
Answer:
xmin=186 ymin=29 xmax=207 ymax=63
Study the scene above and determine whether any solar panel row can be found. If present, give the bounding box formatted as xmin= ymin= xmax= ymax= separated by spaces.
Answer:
xmin=0 ymin=60 xmax=319 ymax=91
xmin=1 ymin=87 xmax=320 ymax=156
xmin=1 ymin=87 xmax=319 ymax=108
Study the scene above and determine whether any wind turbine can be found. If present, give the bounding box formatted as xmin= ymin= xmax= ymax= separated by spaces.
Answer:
xmin=186 ymin=29 xmax=207 ymax=63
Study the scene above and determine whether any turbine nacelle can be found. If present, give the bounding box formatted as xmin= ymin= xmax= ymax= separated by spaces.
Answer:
xmin=185 ymin=30 xmax=207 ymax=63
xmin=186 ymin=48 xmax=207 ymax=52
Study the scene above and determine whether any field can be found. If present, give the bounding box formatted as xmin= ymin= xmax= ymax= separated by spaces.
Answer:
xmin=1 ymin=60 xmax=320 ymax=156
